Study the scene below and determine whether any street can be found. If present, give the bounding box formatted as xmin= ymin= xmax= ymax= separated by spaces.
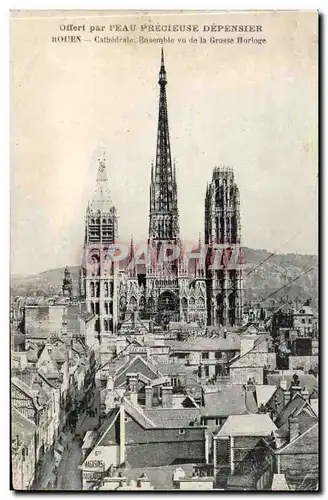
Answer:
xmin=56 ymin=433 xmax=82 ymax=490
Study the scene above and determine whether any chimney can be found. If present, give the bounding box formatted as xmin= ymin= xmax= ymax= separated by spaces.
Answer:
xmin=127 ymin=374 xmax=138 ymax=406
xmin=162 ymin=385 xmax=173 ymax=408
xmin=145 ymin=385 xmax=152 ymax=409
xmin=246 ymin=378 xmax=255 ymax=392
xmin=198 ymin=363 xmax=206 ymax=381
xmin=290 ymin=385 xmax=302 ymax=399
xmin=283 ymin=390 xmax=291 ymax=407
xmin=280 ymin=379 xmax=288 ymax=391
xmin=137 ymin=472 xmax=151 ymax=489
xmin=289 ymin=416 xmax=299 ymax=442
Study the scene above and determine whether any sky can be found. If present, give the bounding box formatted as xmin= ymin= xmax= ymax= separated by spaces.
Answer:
xmin=10 ymin=10 xmax=318 ymax=275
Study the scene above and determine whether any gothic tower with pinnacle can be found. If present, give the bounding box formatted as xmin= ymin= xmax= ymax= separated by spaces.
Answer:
xmin=62 ymin=266 xmax=73 ymax=299
xmin=80 ymin=155 xmax=118 ymax=340
xmin=205 ymin=166 xmax=244 ymax=326
xmin=145 ymin=49 xmax=206 ymax=327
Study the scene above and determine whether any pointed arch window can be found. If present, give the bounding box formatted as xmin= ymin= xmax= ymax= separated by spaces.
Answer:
xmin=95 ymin=282 xmax=100 ymax=298
xmin=104 ymin=282 xmax=109 ymax=297
xmin=104 ymin=302 xmax=109 ymax=315
xmin=104 ymin=319 xmax=109 ymax=332
xmin=90 ymin=282 xmax=95 ymax=297
xmin=90 ymin=302 xmax=95 ymax=314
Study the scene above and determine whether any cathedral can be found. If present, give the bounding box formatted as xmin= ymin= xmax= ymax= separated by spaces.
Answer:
xmin=80 ymin=50 xmax=243 ymax=339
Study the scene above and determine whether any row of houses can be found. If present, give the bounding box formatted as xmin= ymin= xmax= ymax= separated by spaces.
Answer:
xmin=11 ymin=335 xmax=95 ymax=490
xmin=73 ymin=326 xmax=319 ymax=491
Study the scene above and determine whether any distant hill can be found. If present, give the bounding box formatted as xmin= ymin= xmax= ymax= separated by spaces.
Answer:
xmin=10 ymin=248 xmax=318 ymax=308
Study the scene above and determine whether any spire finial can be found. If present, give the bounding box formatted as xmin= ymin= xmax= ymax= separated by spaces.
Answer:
xmin=158 ymin=48 xmax=167 ymax=85
xmin=161 ymin=46 xmax=165 ymax=67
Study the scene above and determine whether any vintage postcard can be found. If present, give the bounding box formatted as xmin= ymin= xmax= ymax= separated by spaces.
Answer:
xmin=10 ymin=10 xmax=318 ymax=491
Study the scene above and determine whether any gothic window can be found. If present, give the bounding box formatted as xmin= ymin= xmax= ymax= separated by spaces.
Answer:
xmin=129 ymin=297 xmax=137 ymax=309
xmin=189 ymin=297 xmax=195 ymax=307
xmin=196 ymin=297 xmax=205 ymax=308
xmin=90 ymin=302 xmax=95 ymax=314
xmin=104 ymin=320 xmax=109 ymax=332
xmin=91 ymin=219 xmax=95 ymax=225
xmin=120 ymin=296 xmax=126 ymax=310
xmin=95 ymin=282 xmax=100 ymax=298
xmin=91 ymin=254 xmax=100 ymax=276
xmin=104 ymin=302 xmax=109 ymax=315
xmin=109 ymin=302 xmax=113 ymax=315
xmin=110 ymin=282 xmax=114 ymax=296
xmin=95 ymin=318 xmax=100 ymax=332
xmin=139 ymin=297 xmax=145 ymax=309
xmin=102 ymin=219 xmax=107 ymax=224
xmin=90 ymin=282 xmax=95 ymax=297
xmin=104 ymin=282 xmax=109 ymax=297
xmin=96 ymin=218 xmax=100 ymax=224
xmin=95 ymin=303 xmax=100 ymax=315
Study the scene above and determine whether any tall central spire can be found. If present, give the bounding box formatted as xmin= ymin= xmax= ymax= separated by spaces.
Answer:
xmin=152 ymin=48 xmax=175 ymax=214
xmin=149 ymin=49 xmax=179 ymax=243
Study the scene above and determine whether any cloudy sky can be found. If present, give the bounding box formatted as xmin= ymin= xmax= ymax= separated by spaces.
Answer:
xmin=10 ymin=10 xmax=318 ymax=275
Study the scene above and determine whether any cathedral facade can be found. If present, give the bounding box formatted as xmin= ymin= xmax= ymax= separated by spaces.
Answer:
xmin=118 ymin=49 xmax=207 ymax=330
xmin=80 ymin=51 xmax=243 ymax=337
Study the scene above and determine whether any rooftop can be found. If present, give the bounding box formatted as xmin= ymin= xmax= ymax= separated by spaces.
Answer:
xmin=202 ymin=385 xmax=258 ymax=417
xmin=215 ymin=414 xmax=277 ymax=438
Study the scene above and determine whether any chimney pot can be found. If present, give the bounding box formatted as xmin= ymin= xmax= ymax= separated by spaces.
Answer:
xmin=162 ymin=385 xmax=173 ymax=408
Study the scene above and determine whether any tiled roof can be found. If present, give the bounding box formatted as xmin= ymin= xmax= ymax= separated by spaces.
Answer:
xmin=12 ymin=408 xmax=36 ymax=442
xmin=166 ymin=335 xmax=240 ymax=352
xmin=215 ymin=414 xmax=277 ymax=437
xmin=275 ymin=422 xmax=318 ymax=455
xmin=12 ymin=377 xmax=38 ymax=402
xmin=274 ymin=394 xmax=317 ymax=431
xmin=82 ymin=408 xmax=120 ymax=462
xmin=255 ymin=385 xmax=277 ymax=407
xmin=144 ymin=408 xmax=201 ymax=428
xmin=124 ymin=399 xmax=156 ymax=429
xmin=266 ymin=373 xmax=318 ymax=393
xmin=157 ymin=363 xmax=188 ymax=376
xmin=202 ymin=386 xmax=258 ymax=417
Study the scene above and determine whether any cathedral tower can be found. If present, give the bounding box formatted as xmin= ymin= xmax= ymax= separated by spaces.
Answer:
xmin=62 ymin=266 xmax=73 ymax=299
xmin=205 ymin=166 xmax=244 ymax=326
xmin=148 ymin=48 xmax=180 ymax=246
xmin=80 ymin=156 xmax=118 ymax=338
xmin=146 ymin=49 xmax=181 ymax=325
